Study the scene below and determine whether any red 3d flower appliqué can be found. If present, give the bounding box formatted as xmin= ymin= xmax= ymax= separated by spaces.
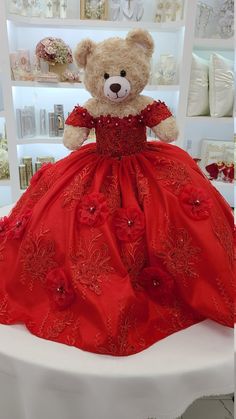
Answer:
xmin=137 ymin=266 xmax=174 ymax=299
xmin=0 ymin=217 xmax=10 ymax=238
xmin=179 ymin=184 xmax=212 ymax=220
xmin=30 ymin=163 xmax=53 ymax=187
xmin=114 ymin=207 xmax=145 ymax=242
xmin=78 ymin=192 xmax=109 ymax=227
xmin=9 ymin=210 xmax=32 ymax=239
xmin=46 ymin=268 xmax=76 ymax=311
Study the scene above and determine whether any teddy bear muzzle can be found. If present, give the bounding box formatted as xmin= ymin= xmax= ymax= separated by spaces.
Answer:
xmin=104 ymin=75 xmax=131 ymax=103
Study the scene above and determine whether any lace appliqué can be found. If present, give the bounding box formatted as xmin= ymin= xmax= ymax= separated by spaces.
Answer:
xmin=154 ymin=158 xmax=191 ymax=195
xmin=135 ymin=166 xmax=150 ymax=207
xmin=214 ymin=276 xmax=234 ymax=324
xmin=10 ymin=166 xmax=59 ymax=217
xmin=154 ymin=297 xmax=202 ymax=336
xmin=62 ymin=165 xmax=92 ymax=209
xmin=211 ymin=294 xmax=233 ymax=326
xmin=0 ymin=293 xmax=10 ymax=324
xmin=211 ymin=211 xmax=234 ymax=267
xmin=120 ymin=237 xmax=147 ymax=286
xmin=100 ymin=171 xmax=121 ymax=213
xmin=95 ymin=303 xmax=145 ymax=356
xmin=20 ymin=226 xmax=57 ymax=291
xmin=0 ymin=238 xmax=7 ymax=262
xmin=95 ymin=115 xmax=147 ymax=157
xmin=70 ymin=232 xmax=114 ymax=297
xmin=38 ymin=310 xmax=74 ymax=340
xmin=156 ymin=225 xmax=201 ymax=286
xmin=65 ymin=319 xmax=81 ymax=346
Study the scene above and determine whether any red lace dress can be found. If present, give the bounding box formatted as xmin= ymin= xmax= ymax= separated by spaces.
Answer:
xmin=0 ymin=101 xmax=234 ymax=356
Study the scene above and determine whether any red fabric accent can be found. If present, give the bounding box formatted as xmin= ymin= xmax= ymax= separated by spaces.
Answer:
xmin=179 ymin=184 xmax=212 ymax=220
xmin=136 ymin=266 xmax=175 ymax=302
xmin=65 ymin=106 xmax=95 ymax=129
xmin=114 ymin=207 xmax=145 ymax=242
xmin=78 ymin=192 xmax=109 ymax=227
xmin=46 ymin=268 xmax=76 ymax=311
xmin=141 ymin=100 xmax=172 ymax=127
xmin=65 ymin=101 xmax=173 ymax=157
xmin=0 ymin=109 xmax=234 ymax=356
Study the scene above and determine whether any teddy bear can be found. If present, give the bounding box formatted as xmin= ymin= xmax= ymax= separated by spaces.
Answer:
xmin=0 ymin=29 xmax=234 ymax=358
xmin=63 ymin=28 xmax=178 ymax=150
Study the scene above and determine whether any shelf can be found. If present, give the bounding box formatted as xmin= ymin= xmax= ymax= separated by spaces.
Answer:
xmin=185 ymin=116 xmax=233 ymax=124
xmin=7 ymin=14 xmax=185 ymax=32
xmin=12 ymin=80 xmax=179 ymax=91
xmin=194 ymin=37 xmax=234 ymax=51
xmin=0 ymin=179 xmax=11 ymax=187
xmin=12 ymin=80 xmax=84 ymax=89
xmin=17 ymin=136 xmax=63 ymax=144
xmin=144 ymin=84 xmax=179 ymax=91
xmin=211 ymin=180 xmax=234 ymax=207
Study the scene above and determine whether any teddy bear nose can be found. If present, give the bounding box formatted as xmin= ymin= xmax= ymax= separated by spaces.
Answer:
xmin=110 ymin=83 xmax=121 ymax=93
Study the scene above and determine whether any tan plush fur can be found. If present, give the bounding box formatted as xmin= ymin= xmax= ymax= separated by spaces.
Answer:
xmin=63 ymin=29 xmax=178 ymax=150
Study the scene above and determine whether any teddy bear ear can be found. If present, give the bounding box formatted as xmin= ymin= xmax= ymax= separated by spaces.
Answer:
xmin=126 ymin=29 xmax=154 ymax=57
xmin=74 ymin=39 xmax=96 ymax=69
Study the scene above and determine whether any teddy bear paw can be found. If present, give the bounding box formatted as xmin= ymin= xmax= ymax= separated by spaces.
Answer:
xmin=152 ymin=116 xmax=178 ymax=143
xmin=63 ymin=125 xmax=89 ymax=150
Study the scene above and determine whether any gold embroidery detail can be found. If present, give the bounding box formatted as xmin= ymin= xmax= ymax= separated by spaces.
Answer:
xmin=20 ymin=226 xmax=57 ymax=291
xmin=101 ymin=171 xmax=121 ymax=213
xmin=62 ymin=166 xmax=92 ymax=209
xmin=157 ymin=225 xmax=201 ymax=285
xmin=0 ymin=294 xmax=9 ymax=323
xmin=96 ymin=303 xmax=145 ymax=356
xmin=70 ymin=232 xmax=114 ymax=296
xmin=135 ymin=166 xmax=150 ymax=206
xmin=211 ymin=212 xmax=234 ymax=266
xmin=120 ymin=237 xmax=147 ymax=285
xmin=154 ymin=158 xmax=190 ymax=195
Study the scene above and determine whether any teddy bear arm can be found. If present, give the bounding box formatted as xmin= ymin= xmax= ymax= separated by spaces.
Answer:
xmin=63 ymin=125 xmax=90 ymax=150
xmin=151 ymin=116 xmax=178 ymax=143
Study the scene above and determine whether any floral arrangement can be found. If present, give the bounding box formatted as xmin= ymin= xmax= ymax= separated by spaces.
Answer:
xmin=35 ymin=37 xmax=73 ymax=65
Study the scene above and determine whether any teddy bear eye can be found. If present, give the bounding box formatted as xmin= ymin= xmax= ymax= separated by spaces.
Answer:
xmin=104 ymin=73 xmax=110 ymax=79
xmin=120 ymin=70 xmax=126 ymax=77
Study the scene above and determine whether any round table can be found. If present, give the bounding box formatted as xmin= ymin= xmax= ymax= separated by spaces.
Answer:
xmin=0 ymin=205 xmax=234 ymax=419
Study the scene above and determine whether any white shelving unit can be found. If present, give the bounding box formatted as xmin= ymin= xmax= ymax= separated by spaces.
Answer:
xmin=0 ymin=0 xmax=234 ymax=207
xmin=177 ymin=0 xmax=234 ymax=207
xmin=11 ymin=80 xmax=180 ymax=91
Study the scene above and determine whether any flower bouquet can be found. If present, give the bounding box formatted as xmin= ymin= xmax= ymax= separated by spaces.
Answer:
xmin=35 ymin=37 xmax=73 ymax=80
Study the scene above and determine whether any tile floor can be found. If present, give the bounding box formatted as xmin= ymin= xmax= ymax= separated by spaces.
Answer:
xmin=180 ymin=395 xmax=234 ymax=419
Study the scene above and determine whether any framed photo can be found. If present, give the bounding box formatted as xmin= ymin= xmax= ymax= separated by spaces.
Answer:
xmin=199 ymin=138 xmax=234 ymax=181
xmin=80 ymin=0 xmax=108 ymax=20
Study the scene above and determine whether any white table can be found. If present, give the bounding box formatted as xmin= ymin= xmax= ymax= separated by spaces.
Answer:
xmin=0 ymin=205 xmax=234 ymax=419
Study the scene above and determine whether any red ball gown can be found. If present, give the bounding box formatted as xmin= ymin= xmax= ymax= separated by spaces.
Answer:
xmin=0 ymin=101 xmax=234 ymax=356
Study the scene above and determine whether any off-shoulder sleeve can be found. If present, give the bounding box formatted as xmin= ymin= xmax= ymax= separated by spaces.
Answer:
xmin=141 ymin=101 xmax=172 ymax=128
xmin=65 ymin=106 xmax=95 ymax=129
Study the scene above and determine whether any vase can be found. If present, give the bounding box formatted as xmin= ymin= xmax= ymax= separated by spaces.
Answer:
xmin=49 ymin=63 xmax=68 ymax=80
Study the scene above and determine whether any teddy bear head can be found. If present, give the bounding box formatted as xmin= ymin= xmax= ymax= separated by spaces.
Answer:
xmin=74 ymin=29 xmax=154 ymax=104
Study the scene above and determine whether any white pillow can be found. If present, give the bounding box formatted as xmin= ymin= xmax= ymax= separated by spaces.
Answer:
xmin=209 ymin=53 xmax=234 ymax=117
xmin=187 ymin=54 xmax=209 ymax=116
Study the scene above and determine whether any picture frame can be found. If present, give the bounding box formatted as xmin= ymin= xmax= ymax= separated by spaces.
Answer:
xmin=80 ymin=0 xmax=108 ymax=20
xmin=199 ymin=138 xmax=234 ymax=176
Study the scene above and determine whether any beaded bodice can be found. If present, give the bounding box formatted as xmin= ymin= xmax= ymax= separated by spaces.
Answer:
xmin=65 ymin=101 xmax=172 ymax=157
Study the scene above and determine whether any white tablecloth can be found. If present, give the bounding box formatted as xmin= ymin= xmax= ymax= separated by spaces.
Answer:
xmin=0 ymin=205 xmax=234 ymax=419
